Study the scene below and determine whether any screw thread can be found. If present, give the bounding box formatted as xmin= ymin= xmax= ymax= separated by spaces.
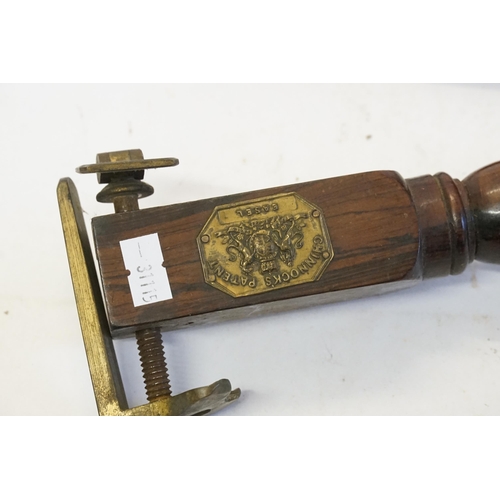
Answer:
xmin=135 ymin=328 xmax=172 ymax=401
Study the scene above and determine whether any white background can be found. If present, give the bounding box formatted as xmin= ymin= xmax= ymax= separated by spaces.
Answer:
xmin=2 ymin=84 xmax=500 ymax=416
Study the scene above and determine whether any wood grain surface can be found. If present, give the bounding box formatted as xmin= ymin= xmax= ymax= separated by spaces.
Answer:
xmin=93 ymin=170 xmax=420 ymax=337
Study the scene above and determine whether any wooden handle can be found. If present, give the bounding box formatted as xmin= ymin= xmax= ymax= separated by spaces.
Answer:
xmin=91 ymin=162 xmax=500 ymax=338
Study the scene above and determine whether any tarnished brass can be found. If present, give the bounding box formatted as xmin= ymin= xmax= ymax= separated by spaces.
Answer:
xmin=57 ymin=175 xmax=240 ymax=416
xmin=77 ymin=149 xmax=179 ymax=213
xmin=76 ymin=149 xmax=179 ymax=178
xmin=197 ymin=193 xmax=334 ymax=297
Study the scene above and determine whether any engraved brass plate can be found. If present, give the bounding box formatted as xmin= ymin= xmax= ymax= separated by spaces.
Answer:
xmin=197 ymin=193 xmax=334 ymax=297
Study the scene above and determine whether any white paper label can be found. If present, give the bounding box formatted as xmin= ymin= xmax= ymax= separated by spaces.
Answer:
xmin=119 ymin=233 xmax=173 ymax=307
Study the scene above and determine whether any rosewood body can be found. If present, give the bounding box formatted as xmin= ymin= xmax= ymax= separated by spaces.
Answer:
xmin=92 ymin=162 xmax=500 ymax=338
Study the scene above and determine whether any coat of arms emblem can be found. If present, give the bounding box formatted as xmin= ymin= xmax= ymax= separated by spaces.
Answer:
xmin=215 ymin=213 xmax=308 ymax=276
xmin=197 ymin=193 xmax=334 ymax=297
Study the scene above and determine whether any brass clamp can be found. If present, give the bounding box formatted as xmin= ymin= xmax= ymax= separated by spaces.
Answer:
xmin=58 ymin=149 xmax=240 ymax=416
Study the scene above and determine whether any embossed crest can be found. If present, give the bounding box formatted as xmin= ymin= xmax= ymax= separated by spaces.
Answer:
xmin=197 ymin=193 xmax=334 ymax=297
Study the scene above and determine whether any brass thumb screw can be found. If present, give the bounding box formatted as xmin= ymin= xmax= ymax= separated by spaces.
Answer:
xmin=76 ymin=149 xmax=178 ymax=213
xmin=77 ymin=149 xmax=179 ymax=402
xmin=136 ymin=328 xmax=172 ymax=401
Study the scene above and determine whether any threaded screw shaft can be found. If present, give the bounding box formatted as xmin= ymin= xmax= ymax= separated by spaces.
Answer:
xmin=135 ymin=328 xmax=172 ymax=401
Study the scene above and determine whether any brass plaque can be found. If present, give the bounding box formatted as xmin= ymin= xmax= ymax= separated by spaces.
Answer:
xmin=197 ymin=193 xmax=334 ymax=297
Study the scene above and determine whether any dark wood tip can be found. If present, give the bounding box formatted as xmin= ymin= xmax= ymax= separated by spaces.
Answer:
xmin=407 ymin=160 xmax=500 ymax=276
xmin=463 ymin=161 xmax=500 ymax=264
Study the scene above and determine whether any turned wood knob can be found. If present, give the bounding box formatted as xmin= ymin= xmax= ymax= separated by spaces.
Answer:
xmin=407 ymin=161 xmax=500 ymax=278
xmin=463 ymin=161 xmax=500 ymax=265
